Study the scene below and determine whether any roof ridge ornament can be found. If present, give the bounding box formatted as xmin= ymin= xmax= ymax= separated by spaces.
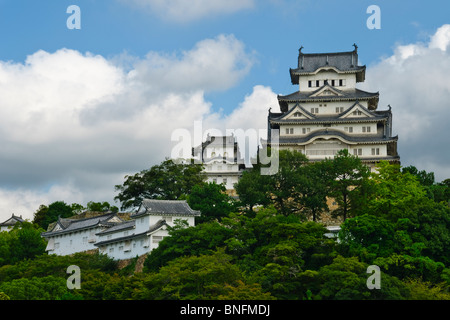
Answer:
xmin=353 ymin=43 xmax=358 ymax=52
xmin=298 ymin=45 xmax=304 ymax=69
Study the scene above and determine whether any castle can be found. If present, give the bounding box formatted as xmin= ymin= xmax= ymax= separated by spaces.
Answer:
xmin=266 ymin=44 xmax=399 ymax=168
xmin=2 ymin=45 xmax=399 ymax=260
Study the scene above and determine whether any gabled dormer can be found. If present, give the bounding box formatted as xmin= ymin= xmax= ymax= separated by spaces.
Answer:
xmin=280 ymin=104 xmax=316 ymax=120
xmin=339 ymin=101 xmax=374 ymax=119
xmin=309 ymin=84 xmax=344 ymax=98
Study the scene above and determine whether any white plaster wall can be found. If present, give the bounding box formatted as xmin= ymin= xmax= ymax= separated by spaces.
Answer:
xmin=299 ymin=72 xmax=356 ymax=92
xmin=47 ymin=226 xmax=103 ymax=256
xmin=280 ymin=123 xmax=378 ymax=137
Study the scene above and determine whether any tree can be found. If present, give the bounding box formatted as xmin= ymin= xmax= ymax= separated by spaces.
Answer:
xmin=338 ymin=214 xmax=396 ymax=263
xmin=114 ymin=158 xmax=205 ymax=210
xmin=187 ymin=182 xmax=235 ymax=224
xmin=144 ymin=221 xmax=234 ymax=272
xmin=32 ymin=204 xmax=49 ymax=228
xmin=138 ymin=249 xmax=250 ymax=300
xmin=86 ymin=201 xmax=118 ymax=213
xmin=237 ymin=150 xmax=309 ymax=216
xmin=366 ymin=161 xmax=427 ymax=222
xmin=298 ymin=161 xmax=332 ymax=222
xmin=265 ymin=150 xmax=309 ymax=216
xmin=402 ymin=165 xmax=435 ymax=186
xmin=0 ymin=276 xmax=70 ymax=300
xmin=8 ymin=222 xmax=47 ymax=264
xmin=325 ymin=149 xmax=371 ymax=221
xmin=33 ymin=201 xmax=74 ymax=230
xmin=234 ymin=167 xmax=270 ymax=213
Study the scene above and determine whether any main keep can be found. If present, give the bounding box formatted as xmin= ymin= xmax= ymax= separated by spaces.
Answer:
xmin=267 ymin=45 xmax=400 ymax=169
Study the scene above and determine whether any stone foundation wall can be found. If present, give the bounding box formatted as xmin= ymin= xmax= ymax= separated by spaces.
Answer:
xmin=117 ymin=254 xmax=149 ymax=273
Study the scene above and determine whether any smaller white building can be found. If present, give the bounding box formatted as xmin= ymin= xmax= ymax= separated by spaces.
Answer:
xmin=41 ymin=200 xmax=200 ymax=260
xmin=41 ymin=213 xmax=125 ymax=256
xmin=192 ymin=135 xmax=246 ymax=191
xmin=94 ymin=199 xmax=200 ymax=260
xmin=0 ymin=214 xmax=24 ymax=232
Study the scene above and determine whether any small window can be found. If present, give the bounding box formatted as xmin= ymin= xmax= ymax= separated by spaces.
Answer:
xmin=331 ymin=79 xmax=335 ymax=86
xmin=311 ymin=108 xmax=319 ymax=114
xmin=302 ymin=128 xmax=310 ymax=134
xmin=339 ymin=79 xmax=346 ymax=86
xmin=308 ymin=80 xmax=312 ymax=87
xmin=336 ymin=107 xmax=344 ymax=113
xmin=285 ymin=128 xmax=294 ymax=135
xmin=371 ymin=148 xmax=380 ymax=155
xmin=293 ymin=112 xmax=301 ymax=117
xmin=316 ymin=80 xmax=320 ymax=87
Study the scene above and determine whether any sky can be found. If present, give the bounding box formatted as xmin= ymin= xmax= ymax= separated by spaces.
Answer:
xmin=0 ymin=0 xmax=449 ymax=222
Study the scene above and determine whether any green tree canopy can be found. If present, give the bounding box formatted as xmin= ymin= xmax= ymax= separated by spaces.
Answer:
xmin=324 ymin=149 xmax=371 ymax=221
xmin=366 ymin=161 xmax=428 ymax=222
xmin=114 ymin=158 xmax=205 ymax=210
xmin=33 ymin=201 xmax=74 ymax=230
xmin=187 ymin=182 xmax=235 ymax=224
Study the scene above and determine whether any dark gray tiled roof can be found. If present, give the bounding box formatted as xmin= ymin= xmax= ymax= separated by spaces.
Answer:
xmin=96 ymin=220 xmax=135 ymax=235
xmin=94 ymin=219 xmax=168 ymax=247
xmin=132 ymin=199 xmax=201 ymax=218
xmin=278 ymin=87 xmax=379 ymax=102
xmin=270 ymin=101 xmax=389 ymax=124
xmin=290 ymin=49 xmax=365 ymax=84
xmin=41 ymin=213 xmax=123 ymax=237
xmin=277 ymin=87 xmax=379 ymax=112
xmin=0 ymin=214 xmax=24 ymax=226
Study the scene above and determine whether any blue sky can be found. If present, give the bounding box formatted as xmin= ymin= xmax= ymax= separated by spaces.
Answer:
xmin=0 ymin=0 xmax=449 ymax=220
xmin=1 ymin=0 xmax=447 ymax=112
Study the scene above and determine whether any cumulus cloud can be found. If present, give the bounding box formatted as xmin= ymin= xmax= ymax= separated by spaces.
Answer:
xmin=0 ymin=34 xmax=267 ymax=221
xmin=360 ymin=24 xmax=450 ymax=181
xmin=120 ymin=0 xmax=254 ymax=23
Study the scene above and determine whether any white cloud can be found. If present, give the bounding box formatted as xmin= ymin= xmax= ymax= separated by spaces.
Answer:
xmin=120 ymin=0 xmax=254 ymax=23
xmin=360 ymin=24 xmax=450 ymax=181
xmin=0 ymin=34 xmax=265 ymax=222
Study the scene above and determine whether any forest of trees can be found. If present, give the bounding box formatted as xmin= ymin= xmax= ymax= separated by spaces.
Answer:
xmin=0 ymin=150 xmax=449 ymax=300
